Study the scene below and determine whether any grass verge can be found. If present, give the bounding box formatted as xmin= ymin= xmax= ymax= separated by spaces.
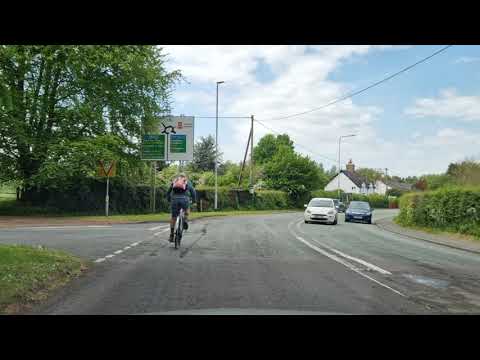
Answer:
xmin=0 ymin=244 xmax=87 ymax=314
xmin=393 ymin=216 xmax=480 ymax=242
xmin=77 ymin=209 xmax=300 ymax=223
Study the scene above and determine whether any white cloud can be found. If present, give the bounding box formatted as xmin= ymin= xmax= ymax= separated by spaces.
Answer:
xmin=405 ymin=88 xmax=480 ymax=122
xmin=160 ymin=46 xmax=476 ymax=177
xmin=454 ymin=56 xmax=480 ymax=64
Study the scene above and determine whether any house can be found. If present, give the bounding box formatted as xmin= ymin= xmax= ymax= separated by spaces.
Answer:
xmin=324 ymin=160 xmax=376 ymax=195
xmin=324 ymin=159 xmax=412 ymax=195
xmin=374 ymin=178 xmax=412 ymax=195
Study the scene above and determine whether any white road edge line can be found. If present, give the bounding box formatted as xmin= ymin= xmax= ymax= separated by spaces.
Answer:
xmin=288 ymin=221 xmax=405 ymax=297
xmin=154 ymin=228 xmax=170 ymax=236
xmin=114 ymin=250 xmax=123 ymax=254
xmin=94 ymin=258 xmax=106 ymax=263
xmin=295 ymin=220 xmax=392 ymax=275
xmin=124 ymin=246 xmax=131 ymax=250
xmin=130 ymin=242 xmax=139 ymax=247
xmin=105 ymin=254 xmax=115 ymax=259
xmin=11 ymin=225 xmax=113 ymax=230
xmin=149 ymin=225 xmax=169 ymax=231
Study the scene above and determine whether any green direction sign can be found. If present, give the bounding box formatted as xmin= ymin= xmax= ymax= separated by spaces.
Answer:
xmin=170 ymin=134 xmax=187 ymax=153
xmin=142 ymin=134 xmax=165 ymax=160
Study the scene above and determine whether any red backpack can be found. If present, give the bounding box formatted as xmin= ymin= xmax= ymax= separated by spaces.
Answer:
xmin=172 ymin=177 xmax=187 ymax=192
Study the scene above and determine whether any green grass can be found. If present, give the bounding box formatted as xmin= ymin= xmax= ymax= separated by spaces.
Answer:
xmin=393 ymin=216 xmax=480 ymax=241
xmin=0 ymin=193 xmax=15 ymax=201
xmin=0 ymin=244 xmax=87 ymax=314
xmin=75 ymin=209 xmax=299 ymax=223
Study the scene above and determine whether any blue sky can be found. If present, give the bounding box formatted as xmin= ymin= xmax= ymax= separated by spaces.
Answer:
xmin=161 ymin=45 xmax=480 ymax=177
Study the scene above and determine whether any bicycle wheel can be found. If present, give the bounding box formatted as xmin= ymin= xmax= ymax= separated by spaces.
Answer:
xmin=175 ymin=213 xmax=183 ymax=249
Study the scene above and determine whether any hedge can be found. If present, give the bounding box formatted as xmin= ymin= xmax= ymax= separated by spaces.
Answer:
xmin=19 ymin=180 xmax=291 ymax=214
xmin=311 ymin=190 xmax=393 ymax=209
xmin=397 ymin=186 xmax=480 ymax=238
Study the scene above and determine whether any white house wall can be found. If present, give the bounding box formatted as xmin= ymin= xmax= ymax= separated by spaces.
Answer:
xmin=325 ymin=173 xmax=360 ymax=193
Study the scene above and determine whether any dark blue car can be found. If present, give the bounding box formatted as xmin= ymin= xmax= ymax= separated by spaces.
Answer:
xmin=345 ymin=201 xmax=373 ymax=224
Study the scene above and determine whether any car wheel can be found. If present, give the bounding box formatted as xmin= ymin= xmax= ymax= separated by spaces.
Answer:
xmin=368 ymin=218 xmax=372 ymax=224
xmin=333 ymin=217 xmax=337 ymax=225
xmin=305 ymin=220 xmax=309 ymax=224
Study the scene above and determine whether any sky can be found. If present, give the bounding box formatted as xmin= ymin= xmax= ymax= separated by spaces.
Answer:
xmin=159 ymin=45 xmax=480 ymax=177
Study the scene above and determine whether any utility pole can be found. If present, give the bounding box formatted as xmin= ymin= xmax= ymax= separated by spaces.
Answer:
xmin=250 ymin=115 xmax=254 ymax=187
xmin=215 ymin=81 xmax=224 ymax=210
xmin=238 ymin=125 xmax=252 ymax=187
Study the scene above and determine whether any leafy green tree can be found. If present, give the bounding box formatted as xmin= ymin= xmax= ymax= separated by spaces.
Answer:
xmin=263 ymin=147 xmax=321 ymax=193
xmin=30 ymin=135 xmax=149 ymax=191
xmin=253 ymin=134 xmax=294 ymax=165
xmin=356 ymin=168 xmax=384 ymax=182
xmin=0 ymin=45 xmax=181 ymax=186
xmin=191 ymin=135 xmax=222 ymax=172
xmin=421 ymin=174 xmax=451 ymax=190
xmin=447 ymin=160 xmax=480 ymax=186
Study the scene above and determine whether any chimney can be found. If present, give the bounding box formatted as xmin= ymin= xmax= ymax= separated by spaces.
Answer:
xmin=346 ymin=159 xmax=355 ymax=173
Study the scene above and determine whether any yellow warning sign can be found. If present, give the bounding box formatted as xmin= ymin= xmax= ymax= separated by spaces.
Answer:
xmin=98 ymin=160 xmax=116 ymax=177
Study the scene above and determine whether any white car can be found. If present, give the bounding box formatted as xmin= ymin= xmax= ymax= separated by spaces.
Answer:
xmin=304 ymin=198 xmax=338 ymax=225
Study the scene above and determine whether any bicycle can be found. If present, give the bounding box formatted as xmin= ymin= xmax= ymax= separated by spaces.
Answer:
xmin=174 ymin=208 xmax=185 ymax=249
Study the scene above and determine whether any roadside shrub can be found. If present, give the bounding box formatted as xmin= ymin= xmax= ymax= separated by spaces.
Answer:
xmin=350 ymin=194 xmax=389 ymax=208
xmin=397 ymin=186 xmax=480 ymax=238
xmin=195 ymin=187 xmax=289 ymax=211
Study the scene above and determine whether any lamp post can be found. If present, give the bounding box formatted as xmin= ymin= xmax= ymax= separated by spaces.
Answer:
xmin=215 ymin=81 xmax=224 ymax=210
xmin=338 ymin=134 xmax=356 ymax=200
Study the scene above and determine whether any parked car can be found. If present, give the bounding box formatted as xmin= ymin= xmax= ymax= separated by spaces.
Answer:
xmin=304 ymin=198 xmax=338 ymax=225
xmin=333 ymin=199 xmax=345 ymax=213
xmin=345 ymin=201 xmax=373 ymax=224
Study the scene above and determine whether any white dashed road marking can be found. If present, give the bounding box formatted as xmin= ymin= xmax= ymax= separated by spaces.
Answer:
xmin=154 ymin=228 xmax=170 ymax=236
xmin=148 ymin=225 xmax=169 ymax=231
xmin=94 ymin=223 xmax=172 ymax=264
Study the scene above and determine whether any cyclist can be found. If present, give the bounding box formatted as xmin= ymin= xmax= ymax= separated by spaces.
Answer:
xmin=166 ymin=173 xmax=197 ymax=243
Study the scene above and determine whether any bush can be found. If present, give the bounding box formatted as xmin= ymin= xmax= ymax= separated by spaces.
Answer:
xmin=195 ymin=187 xmax=289 ymax=211
xmin=18 ymin=180 xmax=293 ymax=215
xmin=397 ymin=186 xmax=480 ymax=238
xmin=350 ymin=194 xmax=390 ymax=208
xmin=21 ymin=177 xmax=170 ymax=215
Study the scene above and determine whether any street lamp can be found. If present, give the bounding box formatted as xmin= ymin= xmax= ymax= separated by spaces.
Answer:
xmin=338 ymin=134 xmax=356 ymax=201
xmin=215 ymin=81 xmax=224 ymax=210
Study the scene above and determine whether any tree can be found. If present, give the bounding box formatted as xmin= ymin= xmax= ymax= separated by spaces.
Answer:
xmin=191 ymin=135 xmax=222 ymax=172
xmin=263 ymin=147 xmax=321 ymax=194
xmin=421 ymin=174 xmax=451 ymax=190
xmin=447 ymin=159 xmax=480 ymax=186
xmin=355 ymin=168 xmax=384 ymax=183
xmin=0 ymin=45 xmax=181 ymax=186
xmin=253 ymin=133 xmax=294 ymax=165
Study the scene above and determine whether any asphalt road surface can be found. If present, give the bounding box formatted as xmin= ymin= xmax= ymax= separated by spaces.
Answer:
xmin=1 ymin=210 xmax=480 ymax=314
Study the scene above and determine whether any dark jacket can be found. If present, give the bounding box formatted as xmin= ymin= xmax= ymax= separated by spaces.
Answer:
xmin=167 ymin=182 xmax=196 ymax=203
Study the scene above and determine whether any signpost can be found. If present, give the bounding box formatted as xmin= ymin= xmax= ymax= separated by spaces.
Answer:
xmin=98 ymin=160 xmax=116 ymax=217
xmin=141 ymin=115 xmax=195 ymax=213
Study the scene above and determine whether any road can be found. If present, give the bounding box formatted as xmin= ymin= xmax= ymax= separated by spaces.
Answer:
xmin=1 ymin=210 xmax=480 ymax=314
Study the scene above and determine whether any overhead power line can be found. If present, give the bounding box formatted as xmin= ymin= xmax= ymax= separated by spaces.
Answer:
xmin=258 ymin=45 xmax=453 ymax=122
xmin=254 ymin=119 xmax=338 ymax=164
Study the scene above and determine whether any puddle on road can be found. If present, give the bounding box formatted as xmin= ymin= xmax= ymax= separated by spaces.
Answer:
xmin=403 ymin=274 xmax=450 ymax=289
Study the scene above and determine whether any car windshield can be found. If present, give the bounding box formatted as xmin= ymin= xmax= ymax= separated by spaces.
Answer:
xmin=309 ymin=200 xmax=333 ymax=208
xmin=3 ymin=44 xmax=480 ymax=316
xmin=349 ymin=202 xmax=370 ymax=210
